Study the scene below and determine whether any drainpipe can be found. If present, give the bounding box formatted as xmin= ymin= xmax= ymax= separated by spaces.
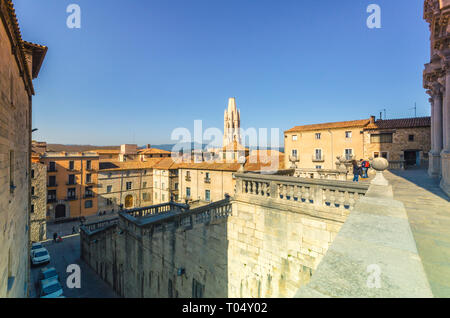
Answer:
xmin=328 ymin=129 xmax=333 ymax=169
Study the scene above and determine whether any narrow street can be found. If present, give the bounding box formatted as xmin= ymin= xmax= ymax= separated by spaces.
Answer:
xmin=30 ymin=232 xmax=118 ymax=298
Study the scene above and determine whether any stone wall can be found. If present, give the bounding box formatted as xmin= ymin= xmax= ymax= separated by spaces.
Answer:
xmin=0 ymin=2 xmax=34 ymax=297
xmin=31 ymin=162 xmax=46 ymax=242
xmin=81 ymin=174 xmax=357 ymax=298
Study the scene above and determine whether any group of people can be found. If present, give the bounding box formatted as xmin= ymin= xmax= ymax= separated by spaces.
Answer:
xmin=352 ymin=159 xmax=371 ymax=182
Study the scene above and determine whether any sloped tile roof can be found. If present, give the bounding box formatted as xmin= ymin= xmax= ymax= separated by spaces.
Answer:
xmin=364 ymin=117 xmax=431 ymax=130
xmin=285 ymin=119 xmax=371 ymax=133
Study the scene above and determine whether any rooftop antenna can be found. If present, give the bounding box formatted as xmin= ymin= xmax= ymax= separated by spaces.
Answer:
xmin=410 ymin=102 xmax=417 ymax=117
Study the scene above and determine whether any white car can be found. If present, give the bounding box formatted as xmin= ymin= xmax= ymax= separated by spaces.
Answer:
xmin=39 ymin=277 xmax=64 ymax=298
xmin=31 ymin=248 xmax=50 ymax=266
xmin=31 ymin=242 xmax=43 ymax=255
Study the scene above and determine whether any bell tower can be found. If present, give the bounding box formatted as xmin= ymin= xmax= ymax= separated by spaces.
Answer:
xmin=223 ymin=97 xmax=241 ymax=146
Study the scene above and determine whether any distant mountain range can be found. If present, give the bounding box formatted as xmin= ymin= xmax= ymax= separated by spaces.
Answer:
xmin=46 ymin=143 xmax=284 ymax=153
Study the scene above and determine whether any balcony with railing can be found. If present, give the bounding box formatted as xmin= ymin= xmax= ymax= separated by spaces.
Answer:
xmin=66 ymin=195 xmax=78 ymax=201
xmin=204 ymin=177 xmax=211 ymax=184
xmin=185 ymin=175 xmax=191 ymax=182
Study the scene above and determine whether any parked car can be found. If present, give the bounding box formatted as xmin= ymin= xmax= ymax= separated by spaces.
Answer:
xmin=39 ymin=277 xmax=63 ymax=298
xmin=31 ymin=248 xmax=50 ymax=266
xmin=38 ymin=267 xmax=58 ymax=282
xmin=31 ymin=242 xmax=43 ymax=254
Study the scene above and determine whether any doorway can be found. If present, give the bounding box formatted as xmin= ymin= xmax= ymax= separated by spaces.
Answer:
xmin=404 ymin=150 xmax=418 ymax=167
xmin=55 ymin=204 xmax=66 ymax=218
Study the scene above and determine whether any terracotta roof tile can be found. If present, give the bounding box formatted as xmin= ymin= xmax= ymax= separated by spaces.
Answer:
xmin=99 ymin=158 xmax=163 ymax=171
xmin=138 ymin=148 xmax=171 ymax=155
xmin=364 ymin=117 xmax=431 ymax=130
xmin=285 ymin=119 xmax=371 ymax=133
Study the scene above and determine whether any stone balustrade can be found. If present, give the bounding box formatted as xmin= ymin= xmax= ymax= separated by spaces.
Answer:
xmin=123 ymin=202 xmax=189 ymax=218
xmin=235 ymin=172 xmax=369 ymax=212
xmin=293 ymin=168 xmax=348 ymax=180
xmin=81 ymin=217 xmax=119 ymax=235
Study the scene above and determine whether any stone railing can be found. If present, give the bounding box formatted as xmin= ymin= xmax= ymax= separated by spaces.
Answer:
xmin=120 ymin=197 xmax=232 ymax=230
xmin=80 ymin=217 xmax=119 ymax=235
xmin=235 ymin=173 xmax=369 ymax=211
xmin=293 ymin=168 xmax=348 ymax=181
xmin=295 ymin=157 xmax=433 ymax=297
xmin=122 ymin=202 xmax=189 ymax=218
xmin=388 ymin=160 xmax=405 ymax=170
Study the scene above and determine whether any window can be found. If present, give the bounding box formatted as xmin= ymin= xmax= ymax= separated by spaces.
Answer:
xmin=192 ymin=279 xmax=204 ymax=298
xmin=315 ymin=149 xmax=322 ymax=160
xmin=31 ymin=169 xmax=34 ymax=179
xmin=370 ymin=133 xmax=393 ymax=143
xmin=85 ymin=200 xmax=93 ymax=209
xmin=107 ymin=185 xmax=112 ymax=193
xmin=345 ymin=131 xmax=352 ymax=139
xmin=409 ymin=134 xmax=415 ymax=142
xmin=47 ymin=190 xmax=56 ymax=203
xmin=155 ymin=193 xmax=158 ymax=199
xmin=292 ymin=149 xmax=298 ymax=158
xmin=205 ymin=172 xmax=210 ymax=179
xmin=31 ymin=205 xmax=34 ymax=214
xmin=143 ymin=182 xmax=147 ymax=188
xmin=126 ymin=182 xmax=132 ymax=190
xmin=86 ymin=160 xmax=92 ymax=170
xmin=48 ymin=161 xmax=56 ymax=172
xmin=143 ymin=170 xmax=147 ymax=175
xmin=344 ymin=149 xmax=353 ymax=160
xmin=67 ymin=188 xmax=76 ymax=199
xmin=205 ymin=190 xmax=210 ymax=202
xmin=86 ymin=174 xmax=92 ymax=183
xmin=376 ymin=152 xmax=389 ymax=159
xmin=162 ymin=194 xmax=165 ymax=201
xmin=9 ymin=150 xmax=14 ymax=193
xmin=292 ymin=135 xmax=298 ymax=141
xmin=49 ymin=176 xmax=56 ymax=187
xmin=155 ymin=181 xmax=158 ymax=187
xmin=85 ymin=186 xmax=93 ymax=197
xmin=315 ymin=165 xmax=322 ymax=169
xmin=106 ymin=198 xmax=113 ymax=206
xmin=31 ymin=187 xmax=35 ymax=196
xmin=143 ymin=193 xmax=149 ymax=201
xmin=69 ymin=161 xmax=74 ymax=170
xmin=315 ymin=133 xmax=321 ymax=140
xmin=68 ymin=174 xmax=75 ymax=185
xmin=162 ymin=182 xmax=165 ymax=190
xmin=186 ymin=187 xmax=191 ymax=198
xmin=175 ymin=183 xmax=179 ymax=190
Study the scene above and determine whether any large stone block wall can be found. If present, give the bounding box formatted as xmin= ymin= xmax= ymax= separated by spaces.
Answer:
xmin=0 ymin=8 xmax=32 ymax=297
xmin=226 ymin=198 xmax=343 ymax=297
xmin=82 ymin=198 xmax=344 ymax=298
xmin=31 ymin=162 xmax=46 ymax=242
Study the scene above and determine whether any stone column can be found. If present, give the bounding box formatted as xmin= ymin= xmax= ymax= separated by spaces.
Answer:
xmin=428 ymin=85 xmax=443 ymax=177
xmin=441 ymin=64 xmax=450 ymax=196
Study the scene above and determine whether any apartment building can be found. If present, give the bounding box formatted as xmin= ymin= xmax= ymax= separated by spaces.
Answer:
xmin=40 ymin=152 xmax=100 ymax=221
xmin=152 ymin=157 xmax=179 ymax=204
xmin=284 ymin=116 xmax=431 ymax=170
xmin=97 ymin=159 xmax=161 ymax=213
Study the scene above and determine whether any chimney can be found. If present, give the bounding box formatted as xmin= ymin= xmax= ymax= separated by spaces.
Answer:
xmin=370 ymin=116 xmax=375 ymax=124
xmin=147 ymin=144 xmax=151 ymax=149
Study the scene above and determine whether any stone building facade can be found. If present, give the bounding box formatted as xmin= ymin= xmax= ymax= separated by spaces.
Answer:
xmin=423 ymin=0 xmax=450 ymax=196
xmin=285 ymin=116 xmax=431 ymax=170
xmin=0 ymin=0 xmax=46 ymax=297
xmin=30 ymin=160 xmax=46 ymax=242
xmin=97 ymin=159 xmax=161 ymax=213
xmin=152 ymin=158 xmax=179 ymax=204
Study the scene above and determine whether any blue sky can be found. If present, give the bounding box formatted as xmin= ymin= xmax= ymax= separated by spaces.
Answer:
xmin=15 ymin=0 xmax=430 ymax=146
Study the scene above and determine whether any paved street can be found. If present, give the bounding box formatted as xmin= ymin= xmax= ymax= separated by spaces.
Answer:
xmin=386 ymin=168 xmax=450 ymax=298
xmin=30 ymin=234 xmax=119 ymax=298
